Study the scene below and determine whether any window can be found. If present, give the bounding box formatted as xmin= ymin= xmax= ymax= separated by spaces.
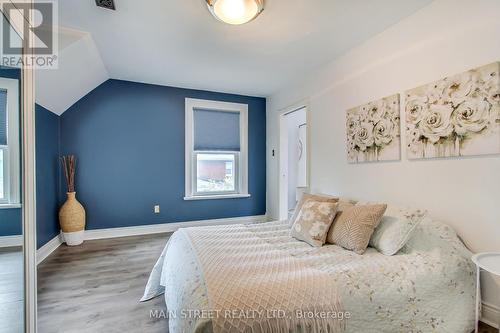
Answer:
xmin=185 ymin=98 xmax=249 ymax=200
xmin=195 ymin=153 xmax=237 ymax=194
xmin=0 ymin=77 xmax=20 ymax=207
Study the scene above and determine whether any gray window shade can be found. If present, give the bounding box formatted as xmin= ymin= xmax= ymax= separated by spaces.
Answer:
xmin=0 ymin=89 xmax=7 ymax=146
xmin=194 ymin=108 xmax=240 ymax=151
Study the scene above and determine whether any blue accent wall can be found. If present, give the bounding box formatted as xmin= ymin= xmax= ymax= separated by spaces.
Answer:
xmin=0 ymin=104 xmax=60 ymax=248
xmin=2 ymin=77 xmax=265 ymax=248
xmin=0 ymin=67 xmax=61 ymax=249
xmin=0 ymin=208 xmax=22 ymax=236
xmin=60 ymin=79 xmax=266 ymax=230
xmin=35 ymin=104 xmax=61 ymax=249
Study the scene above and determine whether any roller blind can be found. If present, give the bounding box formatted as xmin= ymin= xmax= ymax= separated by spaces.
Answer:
xmin=0 ymin=89 xmax=7 ymax=146
xmin=193 ymin=108 xmax=240 ymax=151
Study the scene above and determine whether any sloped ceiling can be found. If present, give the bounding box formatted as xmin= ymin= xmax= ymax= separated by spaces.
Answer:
xmin=35 ymin=28 xmax=108 ymax=115
xmin=35 ymin=0 xmax=435 ymax=115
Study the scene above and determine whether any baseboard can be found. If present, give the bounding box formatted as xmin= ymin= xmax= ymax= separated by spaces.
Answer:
xmin=37 ymin=214 xmax=267 ymax=264
xmin=36 ymin=234 xmax=63 ymax=265
xmin=82 ymin=215 xmax=268 ymax=241
xmin=481 ymin=301 xmax=499 ymax=329
xmin=0 ymin=235 xmax=22 ymax=248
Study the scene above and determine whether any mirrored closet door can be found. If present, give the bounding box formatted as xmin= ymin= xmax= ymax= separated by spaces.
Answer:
xmin=0 ymin=10 xmax=24 ymax=333
xmin=0 ymin=2 xmax=38 ymax=331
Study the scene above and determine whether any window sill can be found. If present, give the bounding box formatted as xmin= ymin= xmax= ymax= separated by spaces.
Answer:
xmin=184 ymin=194 xmax=251 ymax=201
xmin=0 ymin=203 xmax=22 ymax=209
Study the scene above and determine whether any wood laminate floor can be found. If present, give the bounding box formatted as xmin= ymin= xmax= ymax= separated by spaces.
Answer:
xmin=0 ymin=248 xmax=24 ymax=333
xmin=37 ymin=234 xmax=171 ymax=333
xmin=37 ymin=234 xmax=498 ymax=333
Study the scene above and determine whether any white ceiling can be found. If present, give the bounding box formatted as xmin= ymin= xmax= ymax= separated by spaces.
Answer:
xmin=35 ymin=29 xmax=108 ymax=115
xmin=36 ymin=0 xmax=435 ymax=114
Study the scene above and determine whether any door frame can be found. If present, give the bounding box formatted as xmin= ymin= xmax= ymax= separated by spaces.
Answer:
xmin=278 ymin=104 xmax=309 ymax=221
xmin=22 ymin=40 xmax=37 ymax=333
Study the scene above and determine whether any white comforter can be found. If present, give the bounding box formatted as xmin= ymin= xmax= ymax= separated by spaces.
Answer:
xmin=142 ymin=218 xmax=476 ymax=333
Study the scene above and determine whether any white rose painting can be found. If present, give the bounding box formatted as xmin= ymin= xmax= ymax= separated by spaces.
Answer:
xmin=405 ymin=62 xmax=500 ymax=159
xmin=346 ymin=94 xmax=401 ymax=163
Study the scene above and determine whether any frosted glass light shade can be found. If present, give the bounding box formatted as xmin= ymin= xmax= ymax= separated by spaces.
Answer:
xmin=206 ymin=0 xmax=264 ymax=25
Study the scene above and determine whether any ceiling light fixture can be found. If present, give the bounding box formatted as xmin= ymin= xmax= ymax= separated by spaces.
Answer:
xmin=206 ymin=0 xmax=264 ymax=25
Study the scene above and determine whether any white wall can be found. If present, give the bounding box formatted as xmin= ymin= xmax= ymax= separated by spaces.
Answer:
xmin=266 ymin=0 xmax=500 ymax=320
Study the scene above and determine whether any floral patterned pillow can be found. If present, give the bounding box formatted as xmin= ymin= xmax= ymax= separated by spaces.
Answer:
xmin=289 ymin=193 xmax=339 ymax=226
xmin=290 ymin=200 xmax=338 ymax=247
xmin=369 ymin=205 xmax=427 ymax=255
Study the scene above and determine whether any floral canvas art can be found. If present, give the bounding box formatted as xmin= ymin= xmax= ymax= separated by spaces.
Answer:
xmin=346 ymin=94 xmax=401 ymax=163
xmin=405 ymin=62 xmax=500 ymax=159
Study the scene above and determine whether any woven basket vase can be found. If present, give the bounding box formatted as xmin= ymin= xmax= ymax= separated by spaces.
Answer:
xmin=59 ymin=192 xmax=86 ymax=245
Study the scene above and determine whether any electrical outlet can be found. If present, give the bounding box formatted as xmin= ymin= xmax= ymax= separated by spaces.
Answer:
xmin=154 ymin=205 xmax=160 ymax=214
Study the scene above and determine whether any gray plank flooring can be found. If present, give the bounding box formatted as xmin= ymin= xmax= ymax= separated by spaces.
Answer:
xmin=37 ymin=234 xmax=170 ymax=333
xmin=37 ymin=233 xmax=498 ymax=333
xmin=0 ymin=248 xmax=24 ymax=333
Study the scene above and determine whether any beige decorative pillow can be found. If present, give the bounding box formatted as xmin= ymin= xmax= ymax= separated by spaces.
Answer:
xmin=289 ymin=193 xmax=338 ymax=226
xmin=290 ymin=200 xmax=338 ymax=247
xmin=326 ymin=204 xmax=387 ymax=254
xmin=325 ymin=199 xmax=356 ymax=233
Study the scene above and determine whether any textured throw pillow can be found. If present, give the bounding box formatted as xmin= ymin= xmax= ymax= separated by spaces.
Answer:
xmin=326 ymin=204 xmax=387 ymax=254
xmin=289 ymin=193 xmax=338 ymax=226
xmin=369 ymin=206 xmax=427 ymax=255
xmin=325 ymin=199 xmax=356 ymax=234
xmin=290 ymin=200 xmax=338 ymax=247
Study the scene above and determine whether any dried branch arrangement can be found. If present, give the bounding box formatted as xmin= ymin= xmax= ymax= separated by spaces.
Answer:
xmin=60 ymin=155 xmax=76 ymax=193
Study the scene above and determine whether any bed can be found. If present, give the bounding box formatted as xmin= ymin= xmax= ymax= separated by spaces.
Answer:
xmin=142 ymin=218 xmax=476 ymax=333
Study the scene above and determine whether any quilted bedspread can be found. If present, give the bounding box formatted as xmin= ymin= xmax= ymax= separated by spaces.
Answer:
xmin=142 ymin=218 xmax=476 ymax=333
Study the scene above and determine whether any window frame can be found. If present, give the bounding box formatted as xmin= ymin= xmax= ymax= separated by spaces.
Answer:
xmin=0 ymin=77 xmax=20 ymax=208
xmin=184 ymin=98 xmax=249 ymax=200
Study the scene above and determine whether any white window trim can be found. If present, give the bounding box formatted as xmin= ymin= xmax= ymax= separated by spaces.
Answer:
xmin=0 ymin=77 xmax=20 ymax=207
xmin=184 ymin=98 xmax=249 ymax=200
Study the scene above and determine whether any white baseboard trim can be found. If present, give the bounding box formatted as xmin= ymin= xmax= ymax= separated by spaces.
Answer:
xmin=83 ymin=215 xmax=268 ymax=240
xmin=37 ymin=215 xmax=267 ymax=264
xmin=481 ymin=301 xmax=500 ymax=329
xmin=36 ymin=234 xmax=63 ymax=265
xmin=0 ymin=235 xmax=22 ymax=248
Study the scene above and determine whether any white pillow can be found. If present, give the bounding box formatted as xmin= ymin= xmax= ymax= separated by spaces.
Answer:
xmin=364 ymin=204 xmax=427 ymax=255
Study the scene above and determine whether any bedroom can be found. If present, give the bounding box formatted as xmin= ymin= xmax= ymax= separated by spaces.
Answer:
xmin=0 ymin=0 xmax=499 ymax=332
